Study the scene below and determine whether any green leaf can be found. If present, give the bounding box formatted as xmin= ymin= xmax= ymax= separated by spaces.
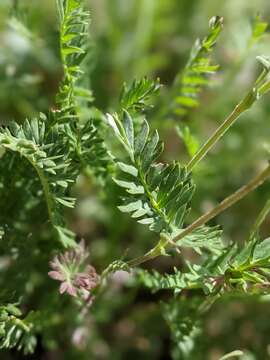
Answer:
xmin=141 ymin=130 xmax=160 ymax=172
xmin=252 ymin=238 xmax=270 ymax=263
xmin=118 ymin=200 xmax=142 ymax=213
xmin=176 ymin=125 xmax=200 ymax=157
xmin=0 ymin=115 xmax=78 ymax=247
xmin=108 ymin=114 xmax=194 ymax=235
xmin=249 ymin=14 xmax=268 ymax=47
xmin=106 ymin=113 xmax=121 ymax=137
xmin=120 ymin=77 xmax=161 ymax=111
xmin=232 ymin=240 xmax=255 ymax=267
xmin=117 ymin=162 xmax=138 ymax=177
xmin=122 ymin=110 xmax=134 ymax=149
xmin=54 ymin=0 xmax=91 ymax=125
xmin=219 ymin=350 xmax=244 ymax=360
xmin=134 ymin=120 xmax=149 ymax=157
xmin=0 ymin=304 xmax=36 ymax=354
xmin=54 ymin=226 xmax=76 ymax=248
xmin=172 ymin=16 xmax=223 ymax=118
xmin=179 ymin=226 xmax=224 ymax=255
xmin=162 ymin=298 xmax=202 ymax=359
xmin=113 ymin=179 xmax=144 ymax=194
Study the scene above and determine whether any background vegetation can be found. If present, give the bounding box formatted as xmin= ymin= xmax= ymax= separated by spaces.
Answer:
xmin=1 ymin=0 xmax=270 ymax=359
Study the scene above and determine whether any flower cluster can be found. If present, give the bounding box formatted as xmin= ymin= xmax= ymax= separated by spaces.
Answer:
xmin=48 ymin=241 xmax=100 ymax=300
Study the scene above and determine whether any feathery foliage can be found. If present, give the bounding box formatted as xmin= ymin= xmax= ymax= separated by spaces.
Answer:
xmin=54 ymin=0 xmax=92 ymax=124
xmin=106 ymin=111 xmax=195 ymax=235
xmin=172 ymin=16 xmax=223 ymax=118
xmin=162 ymin=298 xmax=202 ymax=360
xmin=63 ymin=119 xmax=111 ymax=180
xmin=1 ymin=0 xmax=270 ymax=358
xmin=54 ymin=0 xmax=111 ymax=179
xmin=139 ymin=234 xmax=270 ymax=296
xmin=179 ymin=225 xmax=224 ymax=255
xmin=0 ymin=304 xmax=36 ymax=354
xmin=0 ymin=114 xmax=77 ymax=247
xmin=120 ymin=77 xmax=161 ymax=112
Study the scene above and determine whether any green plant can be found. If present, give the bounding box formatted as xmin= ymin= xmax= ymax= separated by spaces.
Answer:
xmin=1 ymin=1 xmax=270 ymax=359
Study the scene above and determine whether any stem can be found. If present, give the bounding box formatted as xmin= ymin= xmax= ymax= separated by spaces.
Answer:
xmin=249 ymin=198 xmax=270 ymax=240
xmin=187 ymin=90 xmax=256 ymax=171
xmin=127 ymin=233 xmax=169 ymax=267
xmin=127 ymin=164 xmax=270 ymax=267
xmin=127 ymin=247 xmax=159 ymax=267
xmin=171 ymin=164 xmax=270 ymax=245
xmin=28 ymin=158 xmax=54 ymax=224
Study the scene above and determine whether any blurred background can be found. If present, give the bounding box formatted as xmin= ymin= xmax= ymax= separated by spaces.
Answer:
xmin=1 ymin=0 xmax=270 ymax=359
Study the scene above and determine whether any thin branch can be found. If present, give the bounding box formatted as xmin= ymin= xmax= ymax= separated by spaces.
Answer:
xmin=187 ymin=63 xmax=270 ymax=171
xmin=127 ymin=164 xmax=270 ymax=267
xmin=171 ymin=164 xmax=270 ymax=245
xmin=249 ymin=198 xmax=270 ymax=240
xmin=187 ymin=90 xmax=256 ymax=171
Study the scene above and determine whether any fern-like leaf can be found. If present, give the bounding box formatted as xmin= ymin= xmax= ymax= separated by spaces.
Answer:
xmin=162 ymin=298 xmax=202 ymax=360
xmin=63 ymin=119 xmax=111 ymax=180
xmin=138 ymin=268 xmax=202 ymax=294
xmin=179 ymin=225 xmax=224 ymax=255
xmin=0 ymin=304 xmax=36 ymax=355
xmin=120 ymin=77 xmax=161 ymax=112
xmin=54 ymin=0 xmax=91 ymax=124
xmin=106 ymin=110 xmax=195 ymax=235
xmin=173 ymin=16 xmax=223 ymax=118
xmin=139 ymin=236 xmax=270 ymax=297
xmin=54 ymin=0 xmax=110 ymax=180
xmin=0 ymin=114 xmax=77 ymax=247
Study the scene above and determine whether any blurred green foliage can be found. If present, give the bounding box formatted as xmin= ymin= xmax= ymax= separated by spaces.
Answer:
xmin=1 ymin=0 xmax=270 ymax=359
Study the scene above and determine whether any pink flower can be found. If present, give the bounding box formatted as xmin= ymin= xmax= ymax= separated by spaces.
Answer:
xmin=48 ymin=240 xmax=99 ymax=300
xmin=48 ymin=271 xmax=65 ymax=281
xmin=60 ymin=282 xmax=77 ymax=297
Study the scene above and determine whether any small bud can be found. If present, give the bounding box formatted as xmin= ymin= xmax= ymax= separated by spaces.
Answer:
xmin=256 ymin=55 xmax=270 ymax=71
xmin=209 ymin=16 xmax=223 ymax=29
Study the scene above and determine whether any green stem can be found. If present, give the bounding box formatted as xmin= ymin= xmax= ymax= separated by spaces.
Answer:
xmin=127 ymin=164 xmax=270 ymax=267
xmin=187 ymin=89 xmax=256 ymax=171
xmin=127 ymin=233 xmax=169 ymax=267
xmin=27 ymin=158 xmax=54 ymax=224
xmin=127 ymin=246 xmax=160 ymax=267
xmin=249 ymin=198 xmax=270 ymax=240
xmin=171 ymin=164 xmax=270 ymax=245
